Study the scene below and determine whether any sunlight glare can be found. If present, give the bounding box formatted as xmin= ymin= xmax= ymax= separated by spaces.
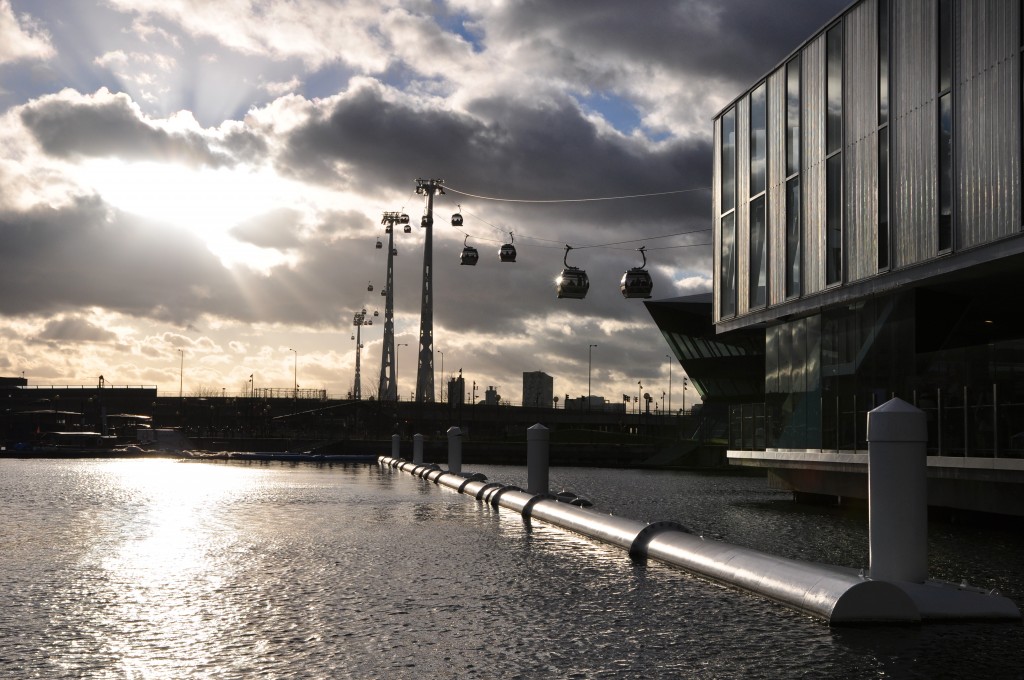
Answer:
xmin=80 ymin=158 xmax=296 ymax=269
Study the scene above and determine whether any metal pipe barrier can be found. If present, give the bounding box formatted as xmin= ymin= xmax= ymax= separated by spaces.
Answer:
xmin=377 ymin=410 xmax=1020 ymax=625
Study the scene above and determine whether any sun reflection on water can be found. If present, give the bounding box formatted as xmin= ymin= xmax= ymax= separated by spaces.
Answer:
xmin=79 ymin=460 xmax=268 ymax=677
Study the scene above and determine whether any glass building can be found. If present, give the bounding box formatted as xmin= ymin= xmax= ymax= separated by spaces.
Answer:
xmin=678 ymin=0 xmax=1024 ymax=515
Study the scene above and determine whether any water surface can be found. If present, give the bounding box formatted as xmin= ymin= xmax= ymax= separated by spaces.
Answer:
xmin=0 ymin=459 xmax=1021 ymax=678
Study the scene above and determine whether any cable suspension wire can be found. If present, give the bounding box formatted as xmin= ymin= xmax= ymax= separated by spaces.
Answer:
xmin=442 ymin=184 xmax=710 ymax=203
xmin=456 ymin=207 xmax=711 ymax=250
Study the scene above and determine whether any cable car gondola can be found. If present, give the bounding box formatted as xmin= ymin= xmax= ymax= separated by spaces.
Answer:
xmin=385 ymin=223 xmax=392 ymax=234
xmin=460 ymin=235 xmax=479 ymax=266
xmin=392 ymin=247 xmax=398 ymax=256
xmin=367 ymin=281 xmax=374 ymax=292
xmin=451 ymin=207 xmax=464 ymax=227
xmin=375 ymin=238 xmax=382 ymax=249
xmin=399 ymin=213 xmax=410 ymax=225
xmin=421 ymin=215 xmax=433 ymax=228
xmin=403 ymin=224 xmax=412 ymax=233
xmin=556 ymin=245 xmax=589 ymax=299
xmin=620 ymin=246 xmax=654 ymax=299
xmin=381 ymin=288 xmax=387 ymax=296
xmin=499 ymin=232 xmax=517 ymax=263
xmin=373 ymin=310 xmax=379 ymax=317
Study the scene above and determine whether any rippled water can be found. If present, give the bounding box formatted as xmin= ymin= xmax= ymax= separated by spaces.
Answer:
xmin=0 ymin=458 xmax=1021 ymax=679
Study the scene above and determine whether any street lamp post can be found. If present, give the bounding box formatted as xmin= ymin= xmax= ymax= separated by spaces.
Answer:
xmin=178 ymin=349 xmax=184 ymax=399
xmin=666 ymin=354 xmax=672 ymax=416
xmin=637 ymin=381 xmax=642 ymax=416
xmin=437 ymin=350 xmax=444 ymax=403
xmin=289 ymin=348 xmax=297 ymax=400
xmin=588 ymin=344 xmax=597 ymax=412
xmin=397 ymin=343 xmax=408 ymax=400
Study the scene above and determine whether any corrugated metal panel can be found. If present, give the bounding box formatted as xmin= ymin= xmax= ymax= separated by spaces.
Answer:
xmin=844 ymin=0 xmax=879 ymax=283
xmin=891 ymin=0 xmax=937 ymax=267
xmin=956 ymin=0 xmax=1020 ymax=248
xmin=713 ymin=118 xmax=721 ymax=323
xmin=803 ymin=35 xmax=827 ymax=296
xmin=736 ymin=96 xmax=751 ymax=316
xmin=768 ymin=68 xmax=787 ymax=307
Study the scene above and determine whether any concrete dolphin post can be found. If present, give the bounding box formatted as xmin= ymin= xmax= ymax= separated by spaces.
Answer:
xmin=527 ymin=423 xmax=550 ymax=496
xmin=413 ymin=433 xmax=424 ymax=464
xmin=447 ymin=426 xmax=462 ymax=475
xmin=867 ymin=397 xmax=928 ymax=583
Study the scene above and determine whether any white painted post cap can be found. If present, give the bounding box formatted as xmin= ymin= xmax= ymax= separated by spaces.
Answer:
xmin=866 ymin=398 xmax=927 ymax=443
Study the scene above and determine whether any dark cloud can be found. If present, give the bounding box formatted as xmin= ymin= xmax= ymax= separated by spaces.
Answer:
xmin=219 ymin=127 xmax=269 ymax=162
xmin=228 ymin=208 xmax=303 ymax=248
xmin=36 ymin=316 xmax=117 ymax=343
xmin=484 ymin=0 xmax=852 ymax=90
xmin=0 ymin=196 xmax=237 ymax=323
xmin=19 ymin=90 xmax=235 ymax=166
xmin=279 ymin=81 xmax=711 ymax=229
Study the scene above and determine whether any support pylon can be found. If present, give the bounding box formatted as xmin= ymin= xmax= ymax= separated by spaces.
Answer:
xmin=378 ymin=212 xmax=402 ymax=401
xmin=414 ymin=179 xmax=443 ymax=403
xmin=353 ymin=310 xmax=368 ymax=400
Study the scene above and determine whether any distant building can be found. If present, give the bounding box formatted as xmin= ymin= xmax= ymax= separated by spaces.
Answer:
xmin=483 ymin=386 xmax=500 ymax=406
xmin=522 ymin=371 xmax=553 ymax=408
xmin=447 ymin=375 xmax=465 ymax=406
xmin=563 ymin=395 xmax=625 ymax=413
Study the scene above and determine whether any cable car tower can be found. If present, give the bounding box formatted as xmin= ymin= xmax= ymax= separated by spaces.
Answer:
xmin=377 ymin=211 xmax=404 ymax=401
xmin=352 ymin=308 xmax=371 ymax=400
xmin=414 ymin=178 xmax=443 ymax=403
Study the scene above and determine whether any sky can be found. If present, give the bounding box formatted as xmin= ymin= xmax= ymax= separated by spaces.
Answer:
xmin=0 ymin=0 xmax=849 ymax=407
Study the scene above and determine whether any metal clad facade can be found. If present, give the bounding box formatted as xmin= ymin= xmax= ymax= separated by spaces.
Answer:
xmin=891 ymin=0 xmax=937 ymax=268
xmin=956 ymin=0 xmax=1020 ymax=248
xmin=844 ymin=0 xmax=879 ymax=284
xmin=803 ymin=35 xmax=827 ymax=296
xmin=767 ymin=69 xmax=787 ymax=308
xmin=712 ymin=0 xmax=1024 ymax=328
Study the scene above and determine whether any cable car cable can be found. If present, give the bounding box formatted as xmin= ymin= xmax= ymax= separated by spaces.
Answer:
xmin=441 ymin=184 xmax=710 ymax=204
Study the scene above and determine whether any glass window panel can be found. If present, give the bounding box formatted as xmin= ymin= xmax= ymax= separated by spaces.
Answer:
xmin=720 ymin=212 xmax=736 ymax=317
xmin=826 ymin=24 xmax=843 ymax=154
xmin=779 ymin=321 xmax=793 ymax=395
xmin=749 ymin=83 xmax=767 ymax=196
xmin=878 ymin=126 xmax=890 ymax=269
xmin=878 ymin=0 xmax=889 ymax=124
xmin=786 ymin=177 xmax=801 ymax=298
xmin=786 ymin=57 xmax=801 ymax=176
xmin=749 ymin=195 xmax=767 ymax=308
xmin=938 ymin=0 xmax=952 ymax=93
xmin=826 ymin=153 xmax=842 ymax=284
xmin=766 ymin=324 xmax=779 ymax=395
xmin=721 ymin=108 xmax=736 ymax=213
xmin=939 ymin=93 xmax=953 ymax=251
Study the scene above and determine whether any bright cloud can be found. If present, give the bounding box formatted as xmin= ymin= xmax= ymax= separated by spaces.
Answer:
xmin=0 ymin=0 xmax=54 ymax=65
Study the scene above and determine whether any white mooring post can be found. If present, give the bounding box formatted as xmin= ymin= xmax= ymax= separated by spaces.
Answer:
xmin=447 ymin=426 xmax=462 ymax=475
xmin=391 ymin=434 xmax=400 ymax=460
xmin=413 ymin=433 xmax=424 ymax=464
xmin=527 ymin=423 xmax=550 ymax=496
xmin=867 ymin=397 xmax=928 ymax=583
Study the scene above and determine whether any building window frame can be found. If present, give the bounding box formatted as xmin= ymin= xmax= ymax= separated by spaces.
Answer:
xmin=825 ymin=21 xmax=844 ymax=286
xmin=937 ymin=0 xmax=954 ymax=253
xmin=749 ymin=81 xmax=768 ymax=309
xmin=878 ymin=0 xmax=891 ymax=270
xmin=720 ymin=106 xmax=737 ymax=318
xmin=785 ymin=56 xmax=802 ymax=299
